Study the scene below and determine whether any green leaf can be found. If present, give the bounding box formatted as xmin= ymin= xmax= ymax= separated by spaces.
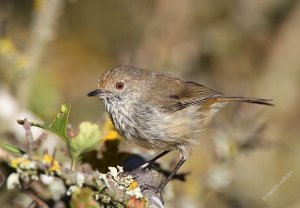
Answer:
xmin=17 ymin=104 xmax=70 ymax=142
xmin=0 ymin=143 xmax=25 ymax=155
xmin=68 ymin=122 xmax=102 ymax=168
xmin=41 ymin=104 xmax=70 ymax=142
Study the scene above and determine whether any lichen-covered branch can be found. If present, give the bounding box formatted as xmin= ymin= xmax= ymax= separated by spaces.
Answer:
xmin=0 ymin=149 xmax=166 ymax=208
xmin=0 ymin=109 xmax=173 ymax=207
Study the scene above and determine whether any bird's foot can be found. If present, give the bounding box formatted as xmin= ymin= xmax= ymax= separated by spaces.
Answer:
xmin=140 ymin=183 xmax=164 ymax=193
xmin=140 ymin=184 xmax=157 ymax=192
xmin=155 ymin=183 xmax=165 ymax=193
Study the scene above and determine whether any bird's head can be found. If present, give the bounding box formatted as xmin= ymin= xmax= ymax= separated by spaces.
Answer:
xmin=87 ymin=66 xmax=150 ymax=101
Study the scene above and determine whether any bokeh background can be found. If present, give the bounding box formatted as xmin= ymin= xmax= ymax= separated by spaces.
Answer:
xmin=0 ymin=0 xmax=300 ymax=207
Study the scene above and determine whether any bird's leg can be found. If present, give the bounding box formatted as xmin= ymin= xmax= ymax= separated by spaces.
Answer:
xmin=155 ymin=156 xmax=186 ymax=193
xmin=141 ymin=150 xmax=171 ymax=169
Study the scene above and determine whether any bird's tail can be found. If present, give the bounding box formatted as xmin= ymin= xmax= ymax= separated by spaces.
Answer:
xmin=217 ymin=97 xmax=274 ymax=106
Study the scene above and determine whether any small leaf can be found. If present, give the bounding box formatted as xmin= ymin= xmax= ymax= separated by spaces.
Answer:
xmin=68 ymin=122 xmax=102 ymax=167
xmin=17 ymin=104 xmax=70 ymax=142
xmin=0 ymin=143 xmax=25 ymax=155
xmin=41 ymin=104 xmax=70 ymax=142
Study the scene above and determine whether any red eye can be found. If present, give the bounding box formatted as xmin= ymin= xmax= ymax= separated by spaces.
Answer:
xmin=116 ymin=82 xmax=124 ymax=90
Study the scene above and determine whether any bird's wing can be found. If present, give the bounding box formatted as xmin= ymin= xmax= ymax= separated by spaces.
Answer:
xmin=175 ymin=81 xmax=223 ymax=108
xmin=146 ymin=76 xmax=223 ymax=112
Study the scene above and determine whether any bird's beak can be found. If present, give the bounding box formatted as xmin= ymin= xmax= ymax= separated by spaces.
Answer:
xmin=87 ymin=89 xmax=102 ymax=97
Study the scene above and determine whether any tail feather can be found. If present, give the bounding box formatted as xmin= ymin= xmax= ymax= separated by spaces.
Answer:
xmin=218 ymin=97 xmax=274 ymax=106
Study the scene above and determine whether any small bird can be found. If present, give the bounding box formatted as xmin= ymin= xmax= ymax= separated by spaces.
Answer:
xmin=87 ymin=66 xmax=273 ymax=192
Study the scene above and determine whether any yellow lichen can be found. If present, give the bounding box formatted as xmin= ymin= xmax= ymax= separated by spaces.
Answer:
xmin=49 ymin=160 xmax=61 ymax=173
xmin=42 ymin=154 xmax=61 ymax=173
xmin=10 ymin=157 xmax=30 ymax=168
xmin=43 ymin=154 xmax=54 ymax=164
xmin=128 ymin=180 xmax=139 ymax=190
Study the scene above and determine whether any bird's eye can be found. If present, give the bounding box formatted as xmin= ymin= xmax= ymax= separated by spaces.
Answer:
xmin=116 ymin=82 xmax=124 ymax=90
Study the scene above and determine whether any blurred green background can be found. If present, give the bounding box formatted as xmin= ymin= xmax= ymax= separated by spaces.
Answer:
xmin=0 ymin=0 xmax=300 ymax=207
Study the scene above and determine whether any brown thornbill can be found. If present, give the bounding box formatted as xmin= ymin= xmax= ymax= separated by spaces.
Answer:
xmin=87 ymin=66 xmax=273 ymax=192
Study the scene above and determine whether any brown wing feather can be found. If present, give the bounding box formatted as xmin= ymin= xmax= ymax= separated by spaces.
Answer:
xmin=217 ymin=97 xmax=273 ymax=106
xmin=178 ymin=81 xmax=223 ymax=107
xmin=146 ymin=73 xmax=273 ymax=113
xmin=147 ymin=78 xmax=223 ymax=112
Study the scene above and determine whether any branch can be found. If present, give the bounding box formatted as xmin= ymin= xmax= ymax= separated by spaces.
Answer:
xmin=0 ymin=150 xmax=166 ymax=207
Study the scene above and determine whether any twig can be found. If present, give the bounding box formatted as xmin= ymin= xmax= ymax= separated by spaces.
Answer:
xmin=23 ymin=119 xmax=34 ymax=153
xmin=27 ymin=192 xmax=49 ymax=208
xmin=32 ymin=133 xmax=47 ymax=152
xmin=51 ymin=148 xmax=57 ymax=167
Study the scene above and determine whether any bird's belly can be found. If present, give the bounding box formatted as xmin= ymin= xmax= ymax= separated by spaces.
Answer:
xmin=109 ymin=111 xmax=137 ymax=140
xmin=106 ymin=102 xmax=202 ymax=150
